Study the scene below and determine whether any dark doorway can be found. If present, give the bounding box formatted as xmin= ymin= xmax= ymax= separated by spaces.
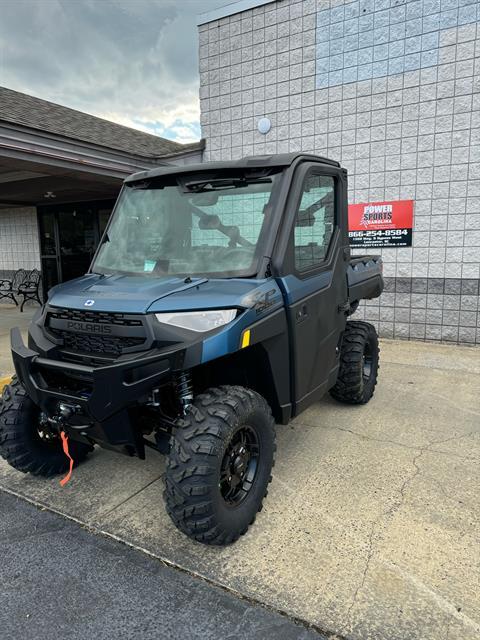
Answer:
xmin=38 ymin=200 xmax=114 ymax=294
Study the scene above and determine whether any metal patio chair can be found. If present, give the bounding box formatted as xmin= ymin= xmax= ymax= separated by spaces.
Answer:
xmin=0 ymin=268 xmax=28 ymax=305
xmin=18 ymin=268 xmax=42 ymax=312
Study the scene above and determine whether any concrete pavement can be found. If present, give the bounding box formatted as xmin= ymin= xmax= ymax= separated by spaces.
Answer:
xmin=0 ymin=337 xmax=479 ymax=639
xmin=0 ymin=304 xmax=36 ymax=377
xmin=1 ymin=492 xmax=322 ymax=640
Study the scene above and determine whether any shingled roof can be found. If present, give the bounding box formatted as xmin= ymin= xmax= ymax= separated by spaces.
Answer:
xmin=0 ymin=86 xmax=202 ymax=158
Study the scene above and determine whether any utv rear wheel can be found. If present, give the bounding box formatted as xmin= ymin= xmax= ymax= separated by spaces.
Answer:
xmin=0 ymin=377 xmax=92 ymax=476
xmin=164 ymin=386 xmax=276 ymax=545
xmin=330 ymin=321 xmax=379 ymax=404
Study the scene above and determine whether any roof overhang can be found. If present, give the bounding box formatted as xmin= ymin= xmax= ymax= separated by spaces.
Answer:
xmin=0 ymin=121 xmax=166 ymax=180
xmin=0 ymin=121 xmax=204 ymax=207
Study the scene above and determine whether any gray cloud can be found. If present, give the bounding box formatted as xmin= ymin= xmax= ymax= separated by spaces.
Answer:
xmin=0 ymin=0 xmax=226 ymax=142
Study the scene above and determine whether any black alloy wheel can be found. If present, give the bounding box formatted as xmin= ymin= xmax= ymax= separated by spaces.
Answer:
xmin=362 ymin=342 xmax=373 ymax=382
xmin=220 ymin=424 xmax=260 ymax=506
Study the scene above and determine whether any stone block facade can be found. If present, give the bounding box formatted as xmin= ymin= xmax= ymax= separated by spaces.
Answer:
xmin=198 ymin=0 xmax=480 ymax=344
xmin=0 ymin=207 xmax=40 ymax=272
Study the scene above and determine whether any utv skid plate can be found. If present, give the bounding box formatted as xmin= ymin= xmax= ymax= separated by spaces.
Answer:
xmin=10 ymin=327 xmax=184 ymax=458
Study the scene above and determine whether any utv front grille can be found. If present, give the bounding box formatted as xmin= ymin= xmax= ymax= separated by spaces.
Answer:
xmin=45 ymin=307 xmax=147 ymax=357
xmin=49 ymin=331 xmax=145 ymax=357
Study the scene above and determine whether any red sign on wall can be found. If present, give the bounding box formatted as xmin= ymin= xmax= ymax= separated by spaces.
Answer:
xmin=348 ymin=200 xmax=414 ymax=248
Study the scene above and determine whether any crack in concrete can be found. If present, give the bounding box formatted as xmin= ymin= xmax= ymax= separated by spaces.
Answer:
xmin=399 ymin=447 xmax=424 ymax=500
xmin=343 ymin=431 xmax=474 ymax=632
xmin=344 ymin=519 xmax=377 ymax=624
xmin=296 ymin=421 xmax=479 ymax=462
xmin=297 ymin=421 xmax=423 ymax=452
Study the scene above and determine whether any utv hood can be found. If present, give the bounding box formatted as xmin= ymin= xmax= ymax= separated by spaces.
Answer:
xmin=47 ymin=273 xmax=275 ymax=314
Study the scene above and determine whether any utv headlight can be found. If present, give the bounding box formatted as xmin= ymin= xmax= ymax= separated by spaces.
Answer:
xmin=155 ymin=309 xmax=237 ymax=332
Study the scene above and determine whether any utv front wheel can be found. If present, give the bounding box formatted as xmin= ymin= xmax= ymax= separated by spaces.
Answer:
xmin=330 ymin=321 xmax=379 ymax=404
xmin=164 ymin=386 xmax=276 ymax=545
xmin=0 ymin=377 xmax=92 ymax=476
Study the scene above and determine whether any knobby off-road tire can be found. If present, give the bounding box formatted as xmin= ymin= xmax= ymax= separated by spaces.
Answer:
xmin=0 ymin=377 xmax=91 ymax=476
xmin=164 ymin=386 xmax=276 ymax=545
xmin=330 ymin=321 xmax=379 ymax=405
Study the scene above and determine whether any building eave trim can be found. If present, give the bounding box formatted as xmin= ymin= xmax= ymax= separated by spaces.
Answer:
xmin=197 ymin=0 xmax=275 ymax=25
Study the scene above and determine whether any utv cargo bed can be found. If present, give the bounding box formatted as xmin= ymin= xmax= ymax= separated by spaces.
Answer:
xmin=348 ymin=255 xmax=383 ymax=303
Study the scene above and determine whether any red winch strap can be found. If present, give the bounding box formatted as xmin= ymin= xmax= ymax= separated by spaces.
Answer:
xmin=59 ymin=431 xmax=74 ymax=487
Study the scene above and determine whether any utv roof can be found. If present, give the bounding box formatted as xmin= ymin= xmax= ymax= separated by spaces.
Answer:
xmin=124 ymin=153 xmax=340 ymax=183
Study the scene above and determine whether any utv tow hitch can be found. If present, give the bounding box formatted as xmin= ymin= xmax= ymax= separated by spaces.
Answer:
xmin=44 ymin=402 xmax=89 ymax=432
xmin=52 ymin=402 xmax=80 ymax=423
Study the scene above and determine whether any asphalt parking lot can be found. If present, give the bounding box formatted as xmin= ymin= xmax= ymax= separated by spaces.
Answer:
xmin=1 ymin=331 xmax=479 ymax=640
xmin=1 ymin=491 xmax=321 ymax=640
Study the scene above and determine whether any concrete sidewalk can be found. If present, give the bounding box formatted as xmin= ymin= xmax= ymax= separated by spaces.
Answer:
xmin=1 ymin=339 xmax=479 ymax=640
xmin=0 ymin=304 xmax=36 ymax=378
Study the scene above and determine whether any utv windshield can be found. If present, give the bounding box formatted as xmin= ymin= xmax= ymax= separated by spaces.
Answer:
xmin=92 ymin=170 xmax=282 ymax=278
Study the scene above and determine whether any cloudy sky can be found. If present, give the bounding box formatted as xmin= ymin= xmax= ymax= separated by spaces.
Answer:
xmin=0 ymin=0 xmax=228 ymax=143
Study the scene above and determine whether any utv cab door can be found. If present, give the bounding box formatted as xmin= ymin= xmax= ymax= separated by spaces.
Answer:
xmin=276 ymin=163 xmax=349 ymax=416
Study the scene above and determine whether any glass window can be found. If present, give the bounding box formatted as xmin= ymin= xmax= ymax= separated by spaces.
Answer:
xmin=294 ymin=174 xmax=335 ymax=271
xmin=93 ymin=172 xmax=281 ymax=277
xmin=39 ymin=212 xmax=56 ymax=256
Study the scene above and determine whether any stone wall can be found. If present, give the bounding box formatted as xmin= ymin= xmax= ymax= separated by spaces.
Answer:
xmin=198 ymin=0 xmax=480 ymax=344
xmin=0 ymin=207 xmax=41 ymax=272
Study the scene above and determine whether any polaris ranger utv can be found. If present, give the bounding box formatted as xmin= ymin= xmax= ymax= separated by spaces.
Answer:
xmin=0 ymin=153 xmax=383 ymax=545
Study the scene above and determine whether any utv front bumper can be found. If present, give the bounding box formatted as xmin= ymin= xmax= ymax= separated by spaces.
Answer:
xmin=11 ymin=327 xmax=191 ymax=457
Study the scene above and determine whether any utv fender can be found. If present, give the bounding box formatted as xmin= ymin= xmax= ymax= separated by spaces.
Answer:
xmin=193 ymin=309 xmax=291 ymax=424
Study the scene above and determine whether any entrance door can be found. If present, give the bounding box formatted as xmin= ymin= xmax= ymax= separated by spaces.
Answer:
xmin=38 ymin=200 xmax=114 ymax=296
xmin=278 ymin=165 xmax=349 ymax=415
xmin=57 ymin=208 xmax=96 ymax=283
xmin=38 ymin=210 xmax=60 ymax=294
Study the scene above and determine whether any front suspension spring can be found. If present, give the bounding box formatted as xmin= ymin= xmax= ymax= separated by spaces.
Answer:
xmin=175 ymin=371 xmax=193 ymax=414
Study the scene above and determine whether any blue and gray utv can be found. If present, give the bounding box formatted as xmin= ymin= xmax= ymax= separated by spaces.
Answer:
xmin=0 ymin=153 xmax=383 ymax=544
